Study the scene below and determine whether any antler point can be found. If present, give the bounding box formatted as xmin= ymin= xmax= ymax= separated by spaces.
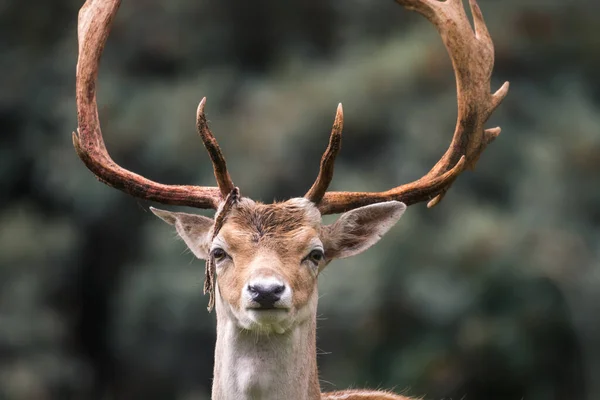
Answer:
xmin=72 ymin=130 xmax=81 ymax=148
xmin=427 ymin=195 xmax=441 ymax=209
xmin=198 ymin=97 xmax=207 ymax=114
xmin=491 ymin=81 xmax=510 ymax=108
xmin=484 ymin=126 xmax=501 ymax=145
xmin=335 ymin=104 xmax=344 ymax=127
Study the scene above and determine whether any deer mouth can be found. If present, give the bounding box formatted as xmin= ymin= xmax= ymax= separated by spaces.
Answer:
xmin=246 ymin=306 xmax=289 ymax=312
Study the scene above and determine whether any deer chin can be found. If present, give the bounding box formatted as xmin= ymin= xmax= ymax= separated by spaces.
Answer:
xmin=218 ymin=289 xmax=318 ymax=335
xmin=245 ymin=309 xmax=294 ymax=335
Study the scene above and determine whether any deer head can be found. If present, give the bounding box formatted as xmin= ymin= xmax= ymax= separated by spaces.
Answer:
xmin=73 ymin=0 xmax=508 ymax=398
xmin=151 ymin=193 xmax=405 ymax=333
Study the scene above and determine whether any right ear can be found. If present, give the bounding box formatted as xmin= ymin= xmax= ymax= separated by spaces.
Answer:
xmin=150 ymin=207 xmax=214 ymax=259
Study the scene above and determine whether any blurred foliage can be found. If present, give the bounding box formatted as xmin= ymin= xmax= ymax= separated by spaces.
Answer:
xmin=1 ymin=0 xmax=599 ymax=399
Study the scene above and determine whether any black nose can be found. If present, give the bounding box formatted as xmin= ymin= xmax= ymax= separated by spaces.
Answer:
xmin=247 ymin=283 xmax=285 ymax=308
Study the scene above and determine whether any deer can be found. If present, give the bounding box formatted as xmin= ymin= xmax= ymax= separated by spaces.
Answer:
xmin=73 ymin=0 xmax=509 ymax=399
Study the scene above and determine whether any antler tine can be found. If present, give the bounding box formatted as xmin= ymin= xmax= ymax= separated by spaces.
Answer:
xmin=196 ymin=98 xmax=235 ymax=197
xmin=73 ymin=0 xmax=231 ymax=209
xmin=305 ymin=104 xmax=344 ymax=203
xmin=317 ymin=0 xmax=509 ymax=215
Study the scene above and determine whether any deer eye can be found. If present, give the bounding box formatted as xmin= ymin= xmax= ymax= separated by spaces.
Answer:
xmin=211 ymin=247 xmax=228 ymax=262
xmin=306 ymin=249 xmax=324 ymax=265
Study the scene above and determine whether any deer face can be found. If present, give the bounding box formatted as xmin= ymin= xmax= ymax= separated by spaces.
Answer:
xmin=152 ymin=198 xmax=405 ymax=334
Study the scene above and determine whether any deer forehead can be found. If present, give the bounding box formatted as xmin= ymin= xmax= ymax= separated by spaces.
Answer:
xmin=216 ymin=198 xmax=323 ymax=260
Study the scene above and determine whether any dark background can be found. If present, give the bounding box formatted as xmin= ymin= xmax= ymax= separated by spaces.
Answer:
xmin=1 ymin=0 xmax=599 ymax=399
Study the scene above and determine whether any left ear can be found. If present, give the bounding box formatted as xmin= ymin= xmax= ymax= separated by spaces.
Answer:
xmin=321 ymin=201 xmax=406 ymax=261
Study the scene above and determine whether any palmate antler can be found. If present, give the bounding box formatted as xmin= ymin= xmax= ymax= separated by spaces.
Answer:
xmin=309 ymin=0 xmax=509 ymax=214
xmin=73 ymin=0 xmax=507 ymax=214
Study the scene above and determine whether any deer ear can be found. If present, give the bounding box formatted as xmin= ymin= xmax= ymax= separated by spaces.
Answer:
xmin=150 ymin=207 xmax=214 ymax=259
xmin=322 ymin=201 xmax=406 ymax=261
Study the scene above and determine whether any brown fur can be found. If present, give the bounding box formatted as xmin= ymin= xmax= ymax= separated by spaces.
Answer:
xmin=216 ymin=198 xmax=321 ymax=313
xmin=322 ymin=390 xmax=417 ymax=399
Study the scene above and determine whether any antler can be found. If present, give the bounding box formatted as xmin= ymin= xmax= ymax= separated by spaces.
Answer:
xmin=305 ymin=104 xmax=344 ymax=203
xmin=73 ymin=0 xmax=233 ymax=209
xmin=311 ymin=0 xmax=509 ymax=215
xmin=74 ymin=0 xmax=507 ymax=214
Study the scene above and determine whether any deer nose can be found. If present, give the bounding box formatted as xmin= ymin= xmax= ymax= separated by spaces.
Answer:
xmin=247 ymin=282 xmax=286 ymax=308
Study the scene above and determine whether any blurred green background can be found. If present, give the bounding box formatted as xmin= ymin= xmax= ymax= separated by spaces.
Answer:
xmin=1 ymin=0 xmax=599 ymax=399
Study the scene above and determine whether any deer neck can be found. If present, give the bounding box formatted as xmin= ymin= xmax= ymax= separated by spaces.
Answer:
xmin=211 ymin=293 xmax=320 ymax=400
